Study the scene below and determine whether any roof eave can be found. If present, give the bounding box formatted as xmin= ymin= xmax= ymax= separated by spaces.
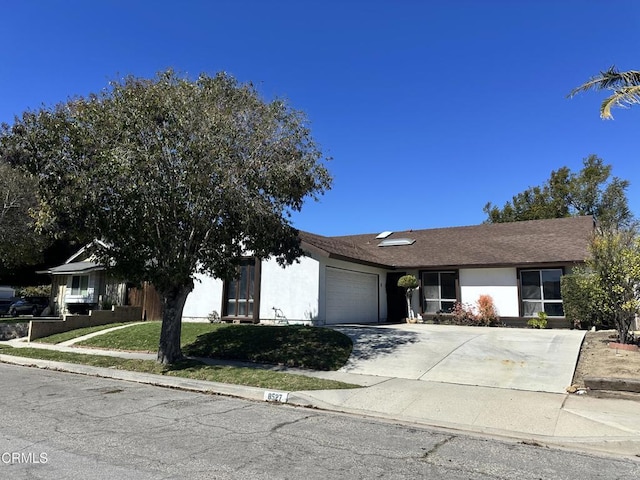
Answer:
xmin=328 ymin=253 xmax=391 ymax=269
xmin=392 ymin=259 xmax=588 ymax=270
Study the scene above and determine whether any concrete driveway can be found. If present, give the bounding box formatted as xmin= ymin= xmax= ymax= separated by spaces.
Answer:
xmin=333 ymin=324 xmax=586 ymax=394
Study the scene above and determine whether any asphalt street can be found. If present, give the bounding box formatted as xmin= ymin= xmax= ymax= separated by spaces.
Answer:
xmin=1 ymin=363 xmax=639 ymax=479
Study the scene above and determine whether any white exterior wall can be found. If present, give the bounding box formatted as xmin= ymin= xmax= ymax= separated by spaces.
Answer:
xmin=182 ymin=273 xmax=224 ymax=322
xmin=181 ymin=254 xmax=390 ymax=325
xmin=459 ymin=267 xmax=519 ymax=317
xmin=259 ymin=255 xmax=320 ymax=324
xmin=261 ymin=255 xmax=389 ymax=324
xmin=182 ymin=255 xmax=322 ymax=324
xmin=183 ymin=263 xmax=525 ymax=324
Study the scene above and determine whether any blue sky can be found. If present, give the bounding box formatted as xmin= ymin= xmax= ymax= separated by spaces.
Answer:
xmin=2 ymin=1 xmax=639 ymax=236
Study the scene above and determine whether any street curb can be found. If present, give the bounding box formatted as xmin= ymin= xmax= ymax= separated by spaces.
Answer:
xmin=284 ymin=392 xmax=640 ymax=460
xmin=584 ymin=376 xmax=640 ymax=394
xmin=0 ymin=353 xmax=267 ymax=402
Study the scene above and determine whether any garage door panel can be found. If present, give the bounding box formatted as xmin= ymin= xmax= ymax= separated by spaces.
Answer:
xmin=326 ymin=268 xmax=378 ymax=324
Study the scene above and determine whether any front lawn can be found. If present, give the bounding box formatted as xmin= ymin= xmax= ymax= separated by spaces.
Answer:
xmin=0 ymin=317 xmax=30 ymax=324
xmin=0 ymin=344 xmax=357 ymax=391
xmin=73 ymin=322 xmax=353 ymax=371
xmin=35 ymin=322 xmax=136 ymax=344
xmin=183 ymin=324 xmax=353 ymax=371
xmin=75 ymin=322 xmax=212 ymax=352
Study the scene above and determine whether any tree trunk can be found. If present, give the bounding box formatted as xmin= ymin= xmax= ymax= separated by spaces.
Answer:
xmin=616 ymin=313 xmax=633 ymax=345
xmin=157 ymin=281 xmax=193 ymax=364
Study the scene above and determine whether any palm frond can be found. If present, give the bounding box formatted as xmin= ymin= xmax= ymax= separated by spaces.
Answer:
xmin=601 ymin=85 xmax=640 ymax=119
xmin=568 ymin=66 xmax=640 ymax=98
xmin=569 ymin=65 xmax=640 ymax=119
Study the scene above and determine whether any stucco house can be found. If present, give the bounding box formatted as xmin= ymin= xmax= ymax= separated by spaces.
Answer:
xmin=182 ymin=216 xmax=594 ymax=327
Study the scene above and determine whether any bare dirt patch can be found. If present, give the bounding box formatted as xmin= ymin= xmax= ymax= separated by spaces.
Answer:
xmin=572 ymin=330 xmax=640 ymax=388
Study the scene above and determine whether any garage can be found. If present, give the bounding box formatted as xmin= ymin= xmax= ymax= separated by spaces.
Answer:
xmin=325 ymin=267 xmax=379 ymax=324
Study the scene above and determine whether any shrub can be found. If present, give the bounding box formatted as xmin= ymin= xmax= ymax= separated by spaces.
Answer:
xmin=475 ymin=294 xmax=499 ymax=326
xmin=561 ymin=272 xmax=610 ymax=330
xmin=397 ymin=275 xmax=419 ymax=290
xmin=449 ymin=302 xmax=475 ymax=325
xmin=444 ymin=295 xmax=499 ymax=326
xmin=527 ymin=311 xmax=548 ymax=329
xmin=434 ymin=295 xmax=500 ymax=327
xmin=15 ymin=285 xmax=51 ymax=297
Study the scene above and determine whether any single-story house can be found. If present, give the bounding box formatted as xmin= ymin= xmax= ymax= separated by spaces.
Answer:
xmin=182 ymin=215 xmax=594 ymax=327
xmin=38 ymin=242 xmax=128 ymax=315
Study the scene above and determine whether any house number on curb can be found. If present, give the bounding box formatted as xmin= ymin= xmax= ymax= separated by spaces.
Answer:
xmin=263 ymin=391 xmax=289 ymax=403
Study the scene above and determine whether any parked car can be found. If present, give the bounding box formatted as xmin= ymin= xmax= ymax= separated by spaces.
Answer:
xmin=8 ymin=297 xmax=49 ymax=317
xmin=0 ymin=299 xmax=14 ymax=316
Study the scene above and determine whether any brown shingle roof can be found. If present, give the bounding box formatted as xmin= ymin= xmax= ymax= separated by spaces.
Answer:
xmin=300 ymin=216 xmax=594 ymax=269
xmin=298 ymin=231 xmax=389 ymax=267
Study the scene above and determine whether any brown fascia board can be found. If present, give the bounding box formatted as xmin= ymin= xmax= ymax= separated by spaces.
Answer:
xmin=395 ymin=260 xmax=586 ymax=271
xmin=326 ymin=253 xmax=391 ymax=269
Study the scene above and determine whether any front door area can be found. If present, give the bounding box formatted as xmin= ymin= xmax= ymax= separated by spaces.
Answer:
xmin=386 ymin=272 xmax=407 ymax=323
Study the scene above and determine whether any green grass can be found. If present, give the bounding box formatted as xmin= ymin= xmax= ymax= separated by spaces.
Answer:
xmin=76 ymin=322 xmax=211 ymax=351
xmin=183 ymin=324 xmax=353 ymax=371
xmin=0 ymin=344 xmax=358 ymax=391
xmin=75 ymin=322 xmax=353 ymax=371
xmin=35 ymin=322 xmax=135 ymax=344
xmin=0 ymin=317 xmax=30 ymax=324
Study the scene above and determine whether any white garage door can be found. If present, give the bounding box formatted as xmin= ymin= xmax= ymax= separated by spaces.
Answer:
xmin=325 ymin=267 xmax=379 ymax=324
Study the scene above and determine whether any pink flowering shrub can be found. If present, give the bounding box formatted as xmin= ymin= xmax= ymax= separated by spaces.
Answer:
xmin=443 ymin=295 xmax=499 ymax=326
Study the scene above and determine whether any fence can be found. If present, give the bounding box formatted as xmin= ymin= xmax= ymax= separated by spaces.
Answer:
xmin=127 ymin=283 xmax=163 ymax=321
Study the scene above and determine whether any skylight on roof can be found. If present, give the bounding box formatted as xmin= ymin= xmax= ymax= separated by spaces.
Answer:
xmin=378 ymin=238 xmax=415 ymax=247
xmin=376 ymin=231 xmax=393 ymax=239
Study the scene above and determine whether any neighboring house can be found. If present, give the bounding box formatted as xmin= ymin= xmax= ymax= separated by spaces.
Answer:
xmin=38 ymin=242 xmax=128 ymax=315
xmin=182 ymin=216 xmax=595 ymax=327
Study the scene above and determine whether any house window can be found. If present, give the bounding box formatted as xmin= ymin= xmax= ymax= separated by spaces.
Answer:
xmin=520 ymin=269 xmax=564 ymax=317
xmin=422 ymin=271 xmax=457 ymax=314
xmin=223 ymin=258 xmax=258 ymax=318
xmin=70 ymin=275 xmax=89 ymax=296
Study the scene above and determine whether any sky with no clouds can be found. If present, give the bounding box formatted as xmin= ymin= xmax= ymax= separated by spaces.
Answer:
xmin=2 ymin=0 xmax=639 ymax=236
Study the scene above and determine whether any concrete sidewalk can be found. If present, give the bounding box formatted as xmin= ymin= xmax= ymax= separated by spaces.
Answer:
xmin=290 ymin=377 xmax=640 ymax=458
xmin=1 ymin=326 xmax=640 ymax=459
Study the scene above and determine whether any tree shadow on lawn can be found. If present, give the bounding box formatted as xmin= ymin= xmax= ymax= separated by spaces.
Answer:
xmin=182 ymin=325 xmax=353 ymax=371
xmin=332 ymin=326 xmax=421 ymax=362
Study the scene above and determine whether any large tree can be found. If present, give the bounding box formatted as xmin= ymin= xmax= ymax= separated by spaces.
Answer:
xmin=569 ymin=66 xmax=640 ymax=119
xmin=0 ymin=70 xmax=332 ymax=363
xmin=0 ymin=163 xmax=46 ymax=269
xmin=484 ymin=155 xmax=633 ymax=231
